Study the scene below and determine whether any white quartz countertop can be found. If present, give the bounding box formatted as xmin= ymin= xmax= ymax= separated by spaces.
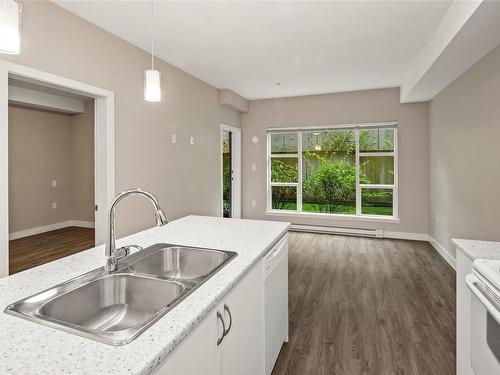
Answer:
xmin=0 ymin=215 xmax=290 ymax=375
xmin=452 ymin=238 xmax=500 ymax=260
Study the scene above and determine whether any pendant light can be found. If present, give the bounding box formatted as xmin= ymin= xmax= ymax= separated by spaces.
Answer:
xmin=144 ymin=0 xmax=161 ymax=102
xmin=0 ymin=0 xmax=22 ymax=55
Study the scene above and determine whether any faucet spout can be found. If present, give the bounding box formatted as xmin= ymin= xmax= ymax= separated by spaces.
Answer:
xmin=105 ymin=188 xmax=168 ymax=272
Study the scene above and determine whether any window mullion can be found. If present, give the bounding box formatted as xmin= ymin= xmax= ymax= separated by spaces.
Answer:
xmin=355 ymin=128 xmax=361 ymax=215
xmin=297 ymin=132 xmax=303 ymax=212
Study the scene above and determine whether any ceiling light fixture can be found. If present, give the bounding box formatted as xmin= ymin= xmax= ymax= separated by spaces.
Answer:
xmin=0 ymin=0 xmax=22 ymax=55
xmin=144 ymin=0 xmax=161 ymax=102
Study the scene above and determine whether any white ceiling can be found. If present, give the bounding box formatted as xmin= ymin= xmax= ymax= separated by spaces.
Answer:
xmin=54 ymin=1 xmax=452 ymax=100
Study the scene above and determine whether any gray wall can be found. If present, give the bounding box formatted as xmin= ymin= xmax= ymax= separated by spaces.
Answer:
xmin=3 ymin=1 xmax=240 ymax=237
xmin=8 ymin=102 xmax=94 ymax=233
xmin=429 ymin=44 xmax=500 ymax=258
xmin=241 ymin=88 xmax=430 ymax=234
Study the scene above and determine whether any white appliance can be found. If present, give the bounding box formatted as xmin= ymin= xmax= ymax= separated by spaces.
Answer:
xmin=465 ymin=259 xmax=500 ymax=375
xmin=263 ymin=234 xmax=289 ymax=375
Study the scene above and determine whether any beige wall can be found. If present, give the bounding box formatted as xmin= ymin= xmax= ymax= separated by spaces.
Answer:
xmin=241 ymin=88 xmax=430 ymax=234
xmin=429 ymin=44 xmax=500 ymax=258
xmin=71 ymin=100 xmax=94 ymax=223
xmin=3 ymin=1 xmax=240 ymax=237
xmin=8 ymin=102 xmax=94 ymax=233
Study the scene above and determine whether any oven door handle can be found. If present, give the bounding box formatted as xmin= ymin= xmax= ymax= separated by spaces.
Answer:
xmin=465 ymin=273 xmax=500 ymax=325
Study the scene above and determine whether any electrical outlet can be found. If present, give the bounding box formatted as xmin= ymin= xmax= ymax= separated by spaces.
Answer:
xmin=52 ymin=202 xmax=57 ymax=209
xmin=251 ymin=200 xmax=256 ymax=207
xmin=52 ymin=180 xmax=57 ymax=187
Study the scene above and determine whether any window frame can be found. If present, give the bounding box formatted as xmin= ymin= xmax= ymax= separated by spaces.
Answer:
xmin=266 ymin=122 xmax=398 ymax=221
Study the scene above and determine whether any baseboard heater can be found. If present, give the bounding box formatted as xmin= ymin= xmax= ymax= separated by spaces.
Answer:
xmin=290 ymin=224 xmax=384 ymax=238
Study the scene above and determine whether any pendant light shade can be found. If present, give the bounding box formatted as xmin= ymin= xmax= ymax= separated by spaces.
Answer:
xmin=144 ymin=69 xmax=161 ymax=102
xmin=144 ymin=0 xmax=162 ymax=102
xmin=0 ymin=0 xmax=21 ymax=55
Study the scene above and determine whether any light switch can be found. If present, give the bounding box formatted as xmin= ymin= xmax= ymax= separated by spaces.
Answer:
xmin=251 ymin=200 xmax=256 ymax=207
xmin=52 ymin=180 xmax=57 ymax=187
xmin=251 ymin=164 xmax=256 ymax=172
xmin=52 ymin=202 xmax=57 ymax=209
xmin=190 ymin=137 xmax=195 ymax=145
xmin=171 ymin=134 xmax=177 ymax=144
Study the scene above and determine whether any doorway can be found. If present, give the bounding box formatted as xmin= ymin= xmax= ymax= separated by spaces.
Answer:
xmin=8 ymin=81 xmax=95 ymax=274
xmin=0 ymin=61 xmax=115 ymax=277
xmin=220 ymin=124 xmax=241 ymax=218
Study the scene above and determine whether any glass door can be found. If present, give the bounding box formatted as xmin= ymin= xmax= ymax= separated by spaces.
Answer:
xmin=222 ymin=130 xmax=232 ymax=218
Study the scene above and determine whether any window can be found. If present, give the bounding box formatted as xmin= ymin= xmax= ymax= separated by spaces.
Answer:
xmin=267 ymin=124 xmax=397 ymax=219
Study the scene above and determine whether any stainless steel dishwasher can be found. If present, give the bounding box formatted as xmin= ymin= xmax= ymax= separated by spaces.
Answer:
xmin=263 ymin=234 xmax=289 ymax=375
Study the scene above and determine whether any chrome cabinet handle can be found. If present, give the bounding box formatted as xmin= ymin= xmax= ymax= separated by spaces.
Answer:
xmin=223 ymin=304 xmax=232 ymax=336
xmin=216 ymin=311 xmax=225 ymax=345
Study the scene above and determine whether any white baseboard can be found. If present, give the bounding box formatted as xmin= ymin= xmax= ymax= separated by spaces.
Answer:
xmin=70 ymin=220 xmax=95 ymax=229
xmin=9 ymin=220 xmax=95 ymax=240
xmin=428 ymin=236 xmax=456 ymax=270
xmin=289 ymin=226 xmax=457 ymax=270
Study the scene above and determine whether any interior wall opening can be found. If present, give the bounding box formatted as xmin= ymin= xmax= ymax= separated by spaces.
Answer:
xmin=7 ymin=77 xmax=95 ymax=274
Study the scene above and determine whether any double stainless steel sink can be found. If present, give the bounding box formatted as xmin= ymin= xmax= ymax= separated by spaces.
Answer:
xmin=4 ymin=244 xmax=237 ymax=345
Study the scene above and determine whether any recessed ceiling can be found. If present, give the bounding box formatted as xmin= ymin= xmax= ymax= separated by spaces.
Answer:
xmin=54 ymin=1 xmax=452 ymax=100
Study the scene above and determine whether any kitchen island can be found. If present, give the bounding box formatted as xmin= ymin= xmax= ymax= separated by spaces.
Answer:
xmin=0 ymin=216 xmax=290 ymax=375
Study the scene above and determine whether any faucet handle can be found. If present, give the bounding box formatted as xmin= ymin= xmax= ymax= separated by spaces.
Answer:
xmin=117 ymin=244 xmax=144 ymax=261
xmin=114 ymin=246 xmax=131 ymax=261
xmin=156 ymin=209 xmax=168 ymax=226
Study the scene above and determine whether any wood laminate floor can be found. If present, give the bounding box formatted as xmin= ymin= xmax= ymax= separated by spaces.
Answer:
xmin=272 ymin=232 xmax=456 ymax=375
xmin=9 ymin=226 xmax=95 ymax=275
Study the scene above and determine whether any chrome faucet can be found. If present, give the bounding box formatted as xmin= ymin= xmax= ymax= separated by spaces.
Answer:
xmin=105 ymin=188 xmax=168 ymax=271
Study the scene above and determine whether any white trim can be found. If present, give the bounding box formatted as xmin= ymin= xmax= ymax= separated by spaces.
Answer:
xmin=266 ymin=210 xmax=400 ymax=223
xmin=0 ymin=60 xmax=115 ymax=277
xmin=269 ymin=182 xmax=298 ymax=187
xmin=268 ymin=121 xmax=397 ymax=132
xmin=70 ymin=220 xmax=95 ymax=229
xmin=359 ymin=151 xmax=395 ymax=157
xmin=266 ymin=132 xmax=272 ymax=211
xmin=355 ymin=129 xmax=361 ymax=215
xmin=9 ymin=220 xmax=95 ymax=240
xmin=269 ymin=153 xmax=298 ymax=158
xmin=297 ymin=131 xmax=303 ymax=212
xmin=393 ymin=127 xmax=399 ymax=218
xmin=360 ymin=184 xmax=395 ymax=189
xmin=0 ymin=67 xmax=8 ymax=277
xmin=267 ymin=125 xmax=398 ymax=220
xmin=429 ymin=236 xmax=457 ymax=270
xmin=220 ymin=124 xmax=241 ymax=219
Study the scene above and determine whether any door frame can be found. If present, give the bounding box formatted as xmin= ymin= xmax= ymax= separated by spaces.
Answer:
xmin=220 ymin=123 xmax=241 ymax=218
xmin=0 ymin=60 xmax=115 ymax=277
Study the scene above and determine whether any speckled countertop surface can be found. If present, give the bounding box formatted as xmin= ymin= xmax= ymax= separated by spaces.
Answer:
xmin=452 ymin=238 xmax=500 ymax=260
xmin=0 ymin=215 xmax=290 ymax=375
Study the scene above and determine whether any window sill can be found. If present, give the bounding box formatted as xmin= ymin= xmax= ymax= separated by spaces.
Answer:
xmin=265 ymin=210 xmax=400 ymax=223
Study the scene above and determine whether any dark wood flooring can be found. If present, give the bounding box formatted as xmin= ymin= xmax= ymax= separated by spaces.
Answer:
xmin=9 ymin=226 xmax=95 ymax=275
xmin=272 ymin=232 xmax=456 ymax=375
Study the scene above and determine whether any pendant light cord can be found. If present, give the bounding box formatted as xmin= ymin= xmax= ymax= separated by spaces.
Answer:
xmin=151 ymin=0 xmax=155 ymax=70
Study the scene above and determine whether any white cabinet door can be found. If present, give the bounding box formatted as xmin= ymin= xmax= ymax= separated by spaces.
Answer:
xmin=264 ymin=252 xmax=288 ymax=375
xmin=153 ymin=308 xmax=223 ymax=375
xmin=221 ymin=260 xmax=265 ymax=375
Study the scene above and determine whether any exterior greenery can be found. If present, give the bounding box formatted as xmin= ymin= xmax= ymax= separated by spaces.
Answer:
xmin=270 ymin=128 xmax=395 ymax=216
